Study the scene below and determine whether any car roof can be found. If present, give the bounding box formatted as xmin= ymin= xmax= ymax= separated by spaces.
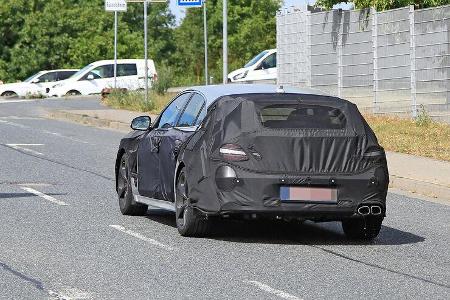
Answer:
xmin=90 ymin=59 xmax=152 ymax=65
xmin=183 ymin=84 xmax=329 ymax=107
xmin=41 ymin=69 xmax=79 ymax=72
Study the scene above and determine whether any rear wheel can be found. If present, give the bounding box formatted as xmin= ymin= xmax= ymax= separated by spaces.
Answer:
xmin=341 ymin=217 xmax=383 ymax=240
xmin=175 ymin=168 xmax=210 ymax=237
xmin=117 ymin=155 xmax=148 ymax=216
xmin=1 ymin=91 xmax=18 ymax=98
xmin=66 ymin=90 xmax=81 ymax=96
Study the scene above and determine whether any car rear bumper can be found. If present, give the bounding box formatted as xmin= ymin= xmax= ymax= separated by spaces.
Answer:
xmin=192 ymin=164 xmax=389 ymax=220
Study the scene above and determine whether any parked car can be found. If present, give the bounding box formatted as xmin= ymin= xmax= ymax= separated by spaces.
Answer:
xmin=0 ymin=69 xmax=78 ymax=98
xmin=48 ymin=59 xmax=157 ymax=97
xmin=228 ymin=49 xmax=277 ymax=83
xmin=115 ymin=84 xmax=389 ymax=239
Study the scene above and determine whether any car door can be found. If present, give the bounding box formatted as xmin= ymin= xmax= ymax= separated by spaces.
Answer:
xmin=78 ymin=64 xmax=114 ymax=94
xmin=137 ymin=92 xmax=193 ymax=199
xmin=157 ymin=93 xmax=207 ymax=201
xmin=247 ymin=52 xmax=277 ymax=81
xmin=116 ymin=63 xmax=138 ymax=90
xmin=34 ymin=71 xmax=59 ymax=94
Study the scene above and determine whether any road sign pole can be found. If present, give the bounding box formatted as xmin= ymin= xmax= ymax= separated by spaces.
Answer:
xmin=203 ymin=1 xmax=208 ymax=85
xmin=114 ymin=11 xmax=118 ymax=89
xmin=223 ymin=0 xmax=227 ymax=84
xmin=144 ymin=0 xmax=148 ymax=103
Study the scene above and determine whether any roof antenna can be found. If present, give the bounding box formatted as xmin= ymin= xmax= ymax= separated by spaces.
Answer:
xmin=277 ymin=85 xmax=285 ymax=93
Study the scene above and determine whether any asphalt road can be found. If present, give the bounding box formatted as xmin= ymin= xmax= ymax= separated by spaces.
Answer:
xmin=0 ymin=98 xmax=449 ymax=300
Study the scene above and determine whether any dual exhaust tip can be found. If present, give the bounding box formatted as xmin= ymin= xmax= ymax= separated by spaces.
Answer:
xmin=357 ymin=205 xmax=382 ymax=216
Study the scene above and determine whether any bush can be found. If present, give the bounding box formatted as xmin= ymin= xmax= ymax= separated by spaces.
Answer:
xmin=152 ymin=64 xmax=174 ymax=95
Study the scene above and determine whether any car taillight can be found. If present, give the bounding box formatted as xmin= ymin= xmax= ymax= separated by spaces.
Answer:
xmin=219 ymin=144 xmax=248 ymax=162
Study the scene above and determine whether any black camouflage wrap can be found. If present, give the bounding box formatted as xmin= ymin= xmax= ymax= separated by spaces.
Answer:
xmin=179 ymin=93 xmax=389 ymax=219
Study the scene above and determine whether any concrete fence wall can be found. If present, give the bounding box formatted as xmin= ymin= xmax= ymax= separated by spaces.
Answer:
xmin=277 ymin=5 xmax=450 ymax=121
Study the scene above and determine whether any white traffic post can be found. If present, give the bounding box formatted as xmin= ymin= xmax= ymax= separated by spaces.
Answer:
xmin=223 ymin=0 xmax=228 ymax=84
xmin=203 ymin=0 xmax=208 ymax=85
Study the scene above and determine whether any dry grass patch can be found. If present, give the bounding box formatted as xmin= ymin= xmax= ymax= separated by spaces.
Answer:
xmin=364 ymin=113 xmax=450 ymax=162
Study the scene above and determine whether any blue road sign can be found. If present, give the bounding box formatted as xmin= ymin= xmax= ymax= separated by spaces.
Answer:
xmin=177 ymin=0 xmax=203 ymax=7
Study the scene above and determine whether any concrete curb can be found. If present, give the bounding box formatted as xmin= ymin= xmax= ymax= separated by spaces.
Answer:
xmin=49 ymin=110 xmax=131 ymax=132
xmin=389 ymin=175 xmax=450 ymax=202
xmin=48 ymin=109 xmax=450 ymax=203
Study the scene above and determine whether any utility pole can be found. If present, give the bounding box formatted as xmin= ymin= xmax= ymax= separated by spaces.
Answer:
xmin=114 ymin=11 xmax=118 ymax=88
xmin=223 ymin=0 xmax=227 ymax=84
xmin=203 ymin=0 xmax=208 ymax=85
xmin=144 ymin=0 xmax=149 ymax=103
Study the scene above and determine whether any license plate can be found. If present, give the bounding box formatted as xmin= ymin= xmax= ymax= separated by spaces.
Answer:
xmin=280 ymin=186 xmax=337 ymax=203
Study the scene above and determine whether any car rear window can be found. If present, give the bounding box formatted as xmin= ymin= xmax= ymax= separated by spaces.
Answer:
xmin=258 ymin=104 xmax=347 ymax=129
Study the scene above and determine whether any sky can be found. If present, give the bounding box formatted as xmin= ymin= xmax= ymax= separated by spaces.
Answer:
xmin=169 ymin=0 xmax=315 ymax=24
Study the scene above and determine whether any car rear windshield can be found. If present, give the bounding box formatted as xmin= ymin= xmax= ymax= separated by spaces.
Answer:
xmin=258 ymin=103 xmax=347 ymax=129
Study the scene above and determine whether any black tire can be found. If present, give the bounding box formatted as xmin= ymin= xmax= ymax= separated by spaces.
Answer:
xmin=1 ymin=91 xmax=18 ymax=98
xmin=117 ymin=154 xmax=148 ymax=216
xmin=66 ymin=90 xmax=81 ymax=96
xmin=341 ymin=217 xmax=383 ymax=240
xmin=175 ymin=168 xmax=210 ymax=237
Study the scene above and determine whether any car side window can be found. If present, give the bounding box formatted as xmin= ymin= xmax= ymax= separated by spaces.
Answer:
xmin=37 ymin=72 xmax=58 ymax=83
xmin=82 ymin=65 xmax=113 ymax=80
xmin=261 ymin=53 xmax=276 ymax=69
xmin=57 ymin=71 xmax=76 ymax=81
xmin=177 ymin=93 xmax=206 ymax=127
xmin=117 ymin=64 xmax=137 ymax=77
xmin=195 ymin=105 xmax=207 ymax=126
xmin=157 ymin=93 xmax=192 ymax=129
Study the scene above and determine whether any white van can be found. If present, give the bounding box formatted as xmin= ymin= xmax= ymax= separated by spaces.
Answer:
xmin=48 ymin=59 xmax=157 ymax=97
xmin=227 ymin=49 xmax=277 ymax=83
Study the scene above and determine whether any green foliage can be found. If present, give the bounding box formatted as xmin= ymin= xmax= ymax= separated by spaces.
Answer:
xmin=172 ymin=0 xmax=281 ymax=84
xmin=152 ymin=64 xmax=174 ymax=95
xmin=1 ymin=0 xmax=281 ymax=85
xmin=316 ymin=0 xmax=450 ymax=11
xmin=0 ymin=0 xmax=174 ymax=83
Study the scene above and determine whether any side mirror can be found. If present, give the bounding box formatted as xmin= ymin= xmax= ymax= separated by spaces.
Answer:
xmin=131 ymin=116 xmax=151 ymax=131
xmin=87 ymin=74 xmax=95 ymax=80
xmin=31 ymin=78 xmax=40 ymax=83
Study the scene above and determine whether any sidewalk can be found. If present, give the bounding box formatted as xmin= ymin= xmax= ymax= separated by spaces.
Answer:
xmin=48 ymin=107 xmax=450 ymax=202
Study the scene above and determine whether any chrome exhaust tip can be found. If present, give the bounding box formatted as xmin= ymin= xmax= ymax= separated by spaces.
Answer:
xmin=357 ymin=205 xmax=371 ymax=216
xmin=371 ymin=205 xmax=382 ymax=216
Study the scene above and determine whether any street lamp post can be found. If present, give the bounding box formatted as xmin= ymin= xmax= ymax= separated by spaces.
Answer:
xmin=203 ymin=1 xmax=208 ymax=85
xmin=223 ymin=0 xmax=227 ymax=84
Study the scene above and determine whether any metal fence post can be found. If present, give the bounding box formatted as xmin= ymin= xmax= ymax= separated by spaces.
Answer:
xmin=372 ymin=7 xmax=378 ymax=113
xmin=306 ymin=11 xmax=312 ymax=88
xmin=337 ymin=10 xmax=343 ymax=98
xmin=409 ymin=5 xmax=417 ymax=117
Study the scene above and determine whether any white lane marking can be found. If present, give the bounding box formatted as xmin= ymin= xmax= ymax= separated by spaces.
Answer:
xmin=244 ymin=280 xmax=302 ymax=300
xmin=6 ymin=144 xmax=44 ymax=155
xmin=41 ymin=130 xmax=89 ymax=144
xmin=0 ymin=119 xmax=90 ymax=144
xmin=109 ymin=225 xmax=174 ymax=251
xmin=48 ymin=288 xmax=91 ymax=300
xmin=20 ymin=187 xmax=68 ymax=206
xmin=0 ymin=119 xmax=28 ymax=129
xmin=0 ymin=99 xmax=37 ymax=104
